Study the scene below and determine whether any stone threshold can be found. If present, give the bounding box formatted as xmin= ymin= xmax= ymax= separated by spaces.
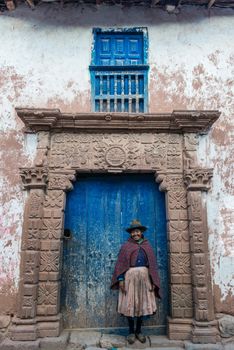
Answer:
xmin=0 ymin=332 xmax=233 ymax=350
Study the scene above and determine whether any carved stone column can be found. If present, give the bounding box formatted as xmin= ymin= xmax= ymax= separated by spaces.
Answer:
xmin=155 ymin=134 xmax=193 ymax=341
xmin=184 ymin=168 xmax=219 ymax=343
xmin=158 ymin=173 xmax=193 ymax=340
xmin=36 ymin=170 xmax=75 ymax=338
xmin=11 ymin=168 xmax=48 ymax=341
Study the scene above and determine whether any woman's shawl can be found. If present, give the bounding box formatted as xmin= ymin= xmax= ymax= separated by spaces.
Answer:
xmin=111 ymin=238 xmax=161 ymax=298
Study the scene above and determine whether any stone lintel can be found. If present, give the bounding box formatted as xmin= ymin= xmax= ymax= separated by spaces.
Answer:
xmin=16 ymin=108 xmax=220 ymax=133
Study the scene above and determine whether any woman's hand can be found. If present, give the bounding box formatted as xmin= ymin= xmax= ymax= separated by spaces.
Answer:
xmin=119 ymin=280 xmax=126 ymax=294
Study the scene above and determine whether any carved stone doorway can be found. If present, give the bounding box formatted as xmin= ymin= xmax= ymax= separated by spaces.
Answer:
xmin=11 ymin=109 xmax=220 ymax=343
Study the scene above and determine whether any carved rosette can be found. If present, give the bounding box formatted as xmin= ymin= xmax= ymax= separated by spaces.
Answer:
xmin=184 ymin=168 xmax=213 ymax=191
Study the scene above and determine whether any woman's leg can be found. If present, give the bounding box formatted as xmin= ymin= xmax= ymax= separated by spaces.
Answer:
xmin=127 ymin=317 xmax=135 ymax=344
xmin=136 ymin=316 xmax=142 ymax=333
xmin=127 ymin=317 xmax=135 ymax=334
xmin=135 ymin=317 xmax=146 ymax=343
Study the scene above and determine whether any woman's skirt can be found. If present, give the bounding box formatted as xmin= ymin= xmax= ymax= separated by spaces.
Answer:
xmin=118 ymin=266 xmax=157 ymax=317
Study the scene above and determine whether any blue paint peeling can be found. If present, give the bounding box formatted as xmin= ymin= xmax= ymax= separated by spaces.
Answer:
xmin=61 ymin=173 xmax=169 ymax=333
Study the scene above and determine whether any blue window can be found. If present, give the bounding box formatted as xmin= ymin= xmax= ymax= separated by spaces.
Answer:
xmin=90 ymin=29 xmax=149 ymax=113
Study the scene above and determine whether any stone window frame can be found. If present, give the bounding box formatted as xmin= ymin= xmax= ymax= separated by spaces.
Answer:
xmin=11 ymin=108 xmax=220 ymax=344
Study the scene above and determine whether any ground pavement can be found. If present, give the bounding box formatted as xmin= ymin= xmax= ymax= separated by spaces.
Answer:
xmin=0 ymin=331 xmax=234 ymax=350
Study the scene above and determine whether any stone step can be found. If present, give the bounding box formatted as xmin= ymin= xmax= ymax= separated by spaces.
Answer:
xmin=123 ymin=348 xmax=184 ymax=350
xmin=149 ymin=335 xmax=184 ymax=348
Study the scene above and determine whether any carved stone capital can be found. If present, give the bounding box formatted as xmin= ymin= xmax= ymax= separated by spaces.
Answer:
xmin=184 ymin=169 xmax=213 ymax=191
xmin=20 ymin=167 xmax=48 ymax=190
xmin=48 ymin=171 xmax=76 ymax=191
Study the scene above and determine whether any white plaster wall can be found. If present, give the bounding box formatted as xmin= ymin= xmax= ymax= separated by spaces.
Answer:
xmin=0 ymin=4 xmax=233 ymax=313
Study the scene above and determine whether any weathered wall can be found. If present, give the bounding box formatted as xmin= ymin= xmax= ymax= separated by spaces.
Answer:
xmin=0 ymin=4 xmax=233 ymax=316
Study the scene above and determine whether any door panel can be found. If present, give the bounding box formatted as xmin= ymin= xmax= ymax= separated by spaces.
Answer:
xmin=96 ymin=33 xmax=143 ymax=65
xmin=61 ymin=174 xmax=168 ymax=333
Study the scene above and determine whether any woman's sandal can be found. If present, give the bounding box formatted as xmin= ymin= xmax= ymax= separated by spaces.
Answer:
xmin=127 ymin=333 xmax=136 ymax=344
xmin=135 ymin=333 xmax=146 ymax=343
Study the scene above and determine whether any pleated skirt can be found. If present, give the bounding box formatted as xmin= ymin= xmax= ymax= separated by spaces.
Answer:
xmin=118 ymin=266 xmax=157 ymax=317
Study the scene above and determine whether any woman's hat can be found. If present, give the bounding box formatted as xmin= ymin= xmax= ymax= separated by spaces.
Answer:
xmin=126 ymin=219 xmax=147 ymax=233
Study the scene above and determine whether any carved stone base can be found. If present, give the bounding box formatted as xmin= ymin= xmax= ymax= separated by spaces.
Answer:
xmin=10 ymin=324 xmax=38 ymax=341
xmin=10 ymin=314 xmax=62 ymax=340
xmin=192 ymin=320 xmax=220 ymax=343
xmin=168 ymin=317 xmax=193 ymax=340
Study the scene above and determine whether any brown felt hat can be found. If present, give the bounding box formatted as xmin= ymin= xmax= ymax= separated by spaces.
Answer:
xmin=126 ymin=219 xmax=147 ymax=233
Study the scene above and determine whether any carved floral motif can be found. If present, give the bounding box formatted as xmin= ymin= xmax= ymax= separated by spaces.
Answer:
xmin=171 ymin=254 xmax=191 ymax=275
xmin=168 ymin=191 xmax=187 ymax=209
xmin=40 ymin=252 xmax=59 ymax=272
xmin=38 ymin=283 xmax=58 ymax=305
xmin=42 ymin=219 xmax=62 ymax=239
xmin=172 ymin=286 xmax=193 ymax=308
xmin=44 ymin=190 xmax=64 ymax=208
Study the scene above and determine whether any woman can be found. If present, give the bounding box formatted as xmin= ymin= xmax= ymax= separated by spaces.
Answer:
xmin=111 ymin=219 xmax=161 ymax=344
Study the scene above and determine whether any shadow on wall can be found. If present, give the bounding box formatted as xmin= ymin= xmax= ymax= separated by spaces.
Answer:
xmin=6 ymin=3 xmax=234 ymax=27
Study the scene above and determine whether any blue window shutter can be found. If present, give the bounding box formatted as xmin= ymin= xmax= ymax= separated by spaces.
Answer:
xmin=91 ymin=30 xmax=148 ymax=113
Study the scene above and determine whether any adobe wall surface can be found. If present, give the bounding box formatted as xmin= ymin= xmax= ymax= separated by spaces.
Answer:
xmin=0 ymin=4 xmax=233 ymax=318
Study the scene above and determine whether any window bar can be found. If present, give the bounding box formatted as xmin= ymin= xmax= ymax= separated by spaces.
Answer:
xmin=107 ymin=75 xmax=110 ymax=98
xmin=114 ymin=75 xmax=117 ymax=96
xmin=100 ymin=99 xmax=103 ymax=112
xmin=136 ymin=97 xmax=139 ymax=113
xmin=129 ymin=97 xmax=132 ymax=113
xmin=121 ymin=97 xmax=124 ymax=112
xmin=107 ymin=98 xmax=110 ymax=112
xmin=121 ymin=74 xmax=124 ymax=112
xmin=121 ymin=74 xmax=124 ymax=95
xmin=114 ymin=98 xmax=117 ymax=112
xmin=136 ymin=74 xmax=139 ymax=95
xmin=129 ymin=74 xmax=131 ymax=95
xmin=100 ymin=75 xmax=103 ymax=96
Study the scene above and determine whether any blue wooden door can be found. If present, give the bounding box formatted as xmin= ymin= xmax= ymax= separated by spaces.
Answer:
xmin=61 ymin=174 xmax=168 ymax=334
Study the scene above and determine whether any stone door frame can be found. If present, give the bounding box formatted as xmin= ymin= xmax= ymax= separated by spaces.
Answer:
xmin=11 ymin=108 xmax=220 ymax=343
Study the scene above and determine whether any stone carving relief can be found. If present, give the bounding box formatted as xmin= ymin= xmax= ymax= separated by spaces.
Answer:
xmin=49 ymin=132 xmax=185 ymax=172
xmin=183 ymin=134 xmax=198 ymax=169
xmin=12 ymin=106 xmax=220 ymax=343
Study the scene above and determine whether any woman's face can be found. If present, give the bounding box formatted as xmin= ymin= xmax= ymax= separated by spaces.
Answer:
xmin=130 ymin=228 xmax=143 ymax=241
